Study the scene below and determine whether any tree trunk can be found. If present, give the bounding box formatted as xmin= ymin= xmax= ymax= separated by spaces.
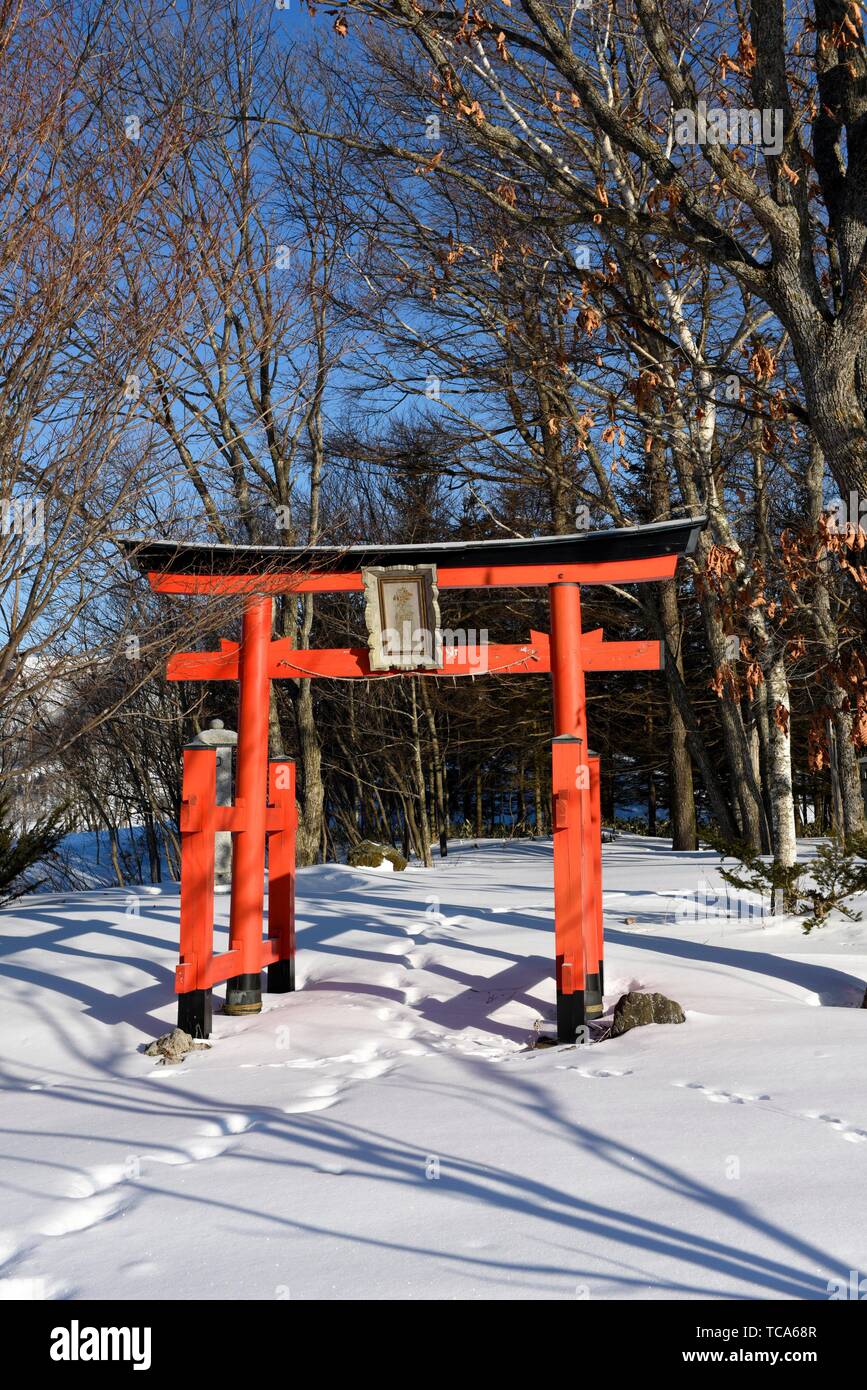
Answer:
xmin=703 ymin=598 xmax=767 ymax=850
xmin=517 ymin=758 xmax=526 ymax=833
xmin=410 ymin=682 xmax=433 ymax=867
xmin=400 ymin=789 xmax=422 ymax=863
xmin=644 ymin=594 xmax=737 ymax=839
xmin=418 ymin=678 xmax=448 ymax=856
xmin=763 ymin=656 xmax=798 ymax=868
xmin=109 ymin=827 xmax=125 ymax=888
xmin=533 ymin=748 xmax=544 ymax=834
xmin=799 ymin=355 xmax=867 ymax=506
xmin=656 ymin=581 xmax=697 ymax=849
xmin=833 ymin=703 xmax=866 ymax=840
xmin=804 ymin=438 xmax=865 ymax=840
xmin=294 ymin=681 xmax=325 ymax=866
xmin=827 ymin=719 xmax=845 ymax=835
xmin=144 ymin=814 xmax=161 ymax=884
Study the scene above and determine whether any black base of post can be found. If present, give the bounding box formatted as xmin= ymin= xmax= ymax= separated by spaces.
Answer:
xmin=178 ymin=988 xmax=212 ymax=1040
xmin=267 ymin=958 xmax=295 ymax=993
xmin=598 ymin=960 xmax=604 ymax=998
xmin=224 ymin=972 xmax=263 ymax=1015
xmin=557 ymin=989 xmax=585 ymax=1043
xmin=584 ymin=972 xmax=604 ymax=1020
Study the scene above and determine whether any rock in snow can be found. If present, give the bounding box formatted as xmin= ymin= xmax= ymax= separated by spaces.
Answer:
xmin=144 ymin=1028 xmax=210 ymax=1065
xmin=610 ymin=990 xmax=686 ymax=1036
xmin=346 ymin=840 xmax=407 ymax=871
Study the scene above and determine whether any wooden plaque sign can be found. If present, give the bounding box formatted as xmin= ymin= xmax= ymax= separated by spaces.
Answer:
xmin=361 ymin=563 xmax=442 ymax=671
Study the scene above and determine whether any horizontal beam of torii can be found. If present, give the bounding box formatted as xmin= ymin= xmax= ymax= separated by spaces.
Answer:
xmin=134 ymin=515 xmax=702 ymax=596
xmin=149 ymin=558 xmax=678 ymax=593
xmin=166 ymin=629 xmax=663 ymax=682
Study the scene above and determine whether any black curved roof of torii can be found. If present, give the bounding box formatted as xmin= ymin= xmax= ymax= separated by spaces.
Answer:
xmin=121 ymin=516 xmax=706 ymax=576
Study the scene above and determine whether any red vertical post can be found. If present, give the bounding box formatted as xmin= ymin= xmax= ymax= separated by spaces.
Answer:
xmin=549 ymin=583 xmax=587 ymax=743
xmin=549 ymin=583 xmax=605 ymax=1031
xmin=267 ymin=759 xmax=297 ymax=993
xmin=552 ymin=736 xmax=586 ymax=1040
xmin=578 ymin=754 xmax=602 ymax=1018
xmin=225 ymin=593 xmax=273 ymax=1015
xmin=589 ymin=754 xmax=604 ymax=1000
xmin=550 ymin=583 xmax=589 ymax=1040
xmin=177 ymin=746 xmax=216 ymax=1038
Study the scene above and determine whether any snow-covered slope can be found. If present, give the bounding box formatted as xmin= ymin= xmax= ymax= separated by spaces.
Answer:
xmin=1 ymin=837 xmax=865 ymax=1300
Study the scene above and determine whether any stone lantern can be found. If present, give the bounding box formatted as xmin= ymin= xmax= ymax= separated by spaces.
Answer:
xmin=188 ymin=718 xmax=237 ymax=888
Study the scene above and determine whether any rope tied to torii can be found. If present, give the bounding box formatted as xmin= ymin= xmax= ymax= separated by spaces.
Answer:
xmin=273 ymin=643 xmax=546 ymax=681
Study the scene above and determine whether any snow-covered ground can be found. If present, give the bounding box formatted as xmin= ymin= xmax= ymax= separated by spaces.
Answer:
xmin=1 ymin=836 xmax=865 ymax=1301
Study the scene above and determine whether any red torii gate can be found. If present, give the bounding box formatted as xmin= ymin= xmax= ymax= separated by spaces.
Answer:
xmin=125 ymin=518 xmax=702 ymax=1043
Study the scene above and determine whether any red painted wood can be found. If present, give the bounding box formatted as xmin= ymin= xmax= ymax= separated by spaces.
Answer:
xmin=167 ymin=641 xmax=239 ymax=680
xmin=270 ymin=639 xmax=551 ymax=679
xmin=175 ymin=747 xmax=299 ymax=993
xmin=589 ymin=756 xmax=604 ymax=985
xmin=148 ymin=553 xmax=678 ymax=596
xmin=229 ymin=596 xmax=272 ymax=977
xmin=200 ymin=950 xmax=243 ymax=989
xmin=165 ymin=539 xmax=683 ymax=1021
xmin=580 ymin=754 xmax=601 ymax=1005
xmin=267 ymin=760 xmax=296 ymax=972
xmin=552 ymin=738 xmax=587 ymax=1001
xmin=168 ymin=650 xmax=239 ymax=680
xmin=524 ymin=629 xmax=661 ymax=672
xmin=549 ymin=584 xmax=588 ymax=743
xmin=581 ymin=639 xmax=662 ymax=671
xmin=177 ymin=747 xmax=216 ymax=995
xmin=167 ymin=634 xmax=662 ymax=682
xmin=549 ymin=584 xmax=590 ymax=1028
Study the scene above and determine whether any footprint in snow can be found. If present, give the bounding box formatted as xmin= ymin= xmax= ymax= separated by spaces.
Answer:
xmin=34 ymin=1189 xmax=133 ymax=1239
xmin=802 ymin=1110 xmax=867 ymax=1143
xmin=20 ymin=1108 xmax=271 ymax=1252
xmin=0 ymin=1236 xmax=23 ymax=1272
xmin=557 ymin=1066 xmax=633 ymax=1078
xmin=304 ymin=1082 xmax=341 ymax=1097
xmin=673 ymin=1081 xmax=770 ymax=1104
xmin=145 ymin=1114 xmax=257 ymax=1165
xmin=387 ymin=1019 xmax=416 ymax=1040
xmin=382 ymin=939 xmax=414 ymax=957
xmin=350 ymin=1058 xmax=394 ymax=1080
xmin=282 ymin=1094 xmax=340 ymax=1114
xmin=405 ymin=947 xmax=436 ymax=970
xmin=198 ymin=1113 xmax=252 ymax=1136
